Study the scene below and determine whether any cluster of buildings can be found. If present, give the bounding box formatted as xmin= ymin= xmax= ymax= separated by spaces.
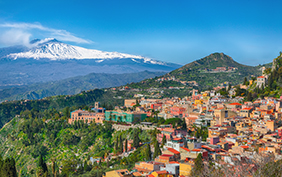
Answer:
xmin=203 ymin=66 xmax=238 ymax=73
xmin=155 ymin=76 xmax=198 ymax=87
xmin=68 ymin=71 xmax=282 ymax=176
xmin=101 ymin=87 xmax=282 ymax=177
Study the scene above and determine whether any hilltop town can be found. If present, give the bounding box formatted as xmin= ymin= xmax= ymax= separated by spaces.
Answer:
xmin=62 ymin=65 xmax=282 ymax=177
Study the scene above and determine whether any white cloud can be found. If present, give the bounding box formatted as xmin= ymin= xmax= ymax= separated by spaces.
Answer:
xmin=0 ymin=22 xmax=92 ymax=47
xmin=0 ymin=29 xmax=32 ymax=47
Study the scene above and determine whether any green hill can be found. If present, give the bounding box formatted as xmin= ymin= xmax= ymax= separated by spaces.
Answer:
xmin=127 ymin=53 xmax=266 ymax=90
xmin=167 ymin=53 xmax=263 ymax=88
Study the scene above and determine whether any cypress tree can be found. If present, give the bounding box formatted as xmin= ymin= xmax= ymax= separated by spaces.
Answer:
xmin=244 ymin=77 xmax=248 ymax=85
xmin=52 ymin=160 xmax=57 ymax=177
xmin=191 ymin=153 xmax=204 ymax=176
xmin=228 ymin=83 xmax=232 ymax=91
xmin=36 ymin=154 xmax=48 ymax=176
xmin=153 ymin=139 xmax=161 ymax=159
xmin=145 ymin=144 xmax=152 ymax=161
xmin=119 ymin=135 xmax=123 ymax=153
xmin=161 ymin=135 xmax=167 ymax=147
xmin=124 ymin=139 xmax=128 ymax=152
xmin=1 ymin=157 xmax=17 ymax=177
xmin=115 ymin=136 xmax=119 ymax=153
xmin=38 ymin=154 xmax=48 ymax=174
xmin=0 ymin=155 xmax=3 ymax=175
xmin=133 ymin=131 xmax=140 ymax=148
xmin=246 ymin=92 xmax=253 ymax=101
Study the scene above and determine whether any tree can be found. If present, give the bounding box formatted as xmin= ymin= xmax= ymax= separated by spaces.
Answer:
xmin=133 ymin=130 xmax=140 ymax=148
xmin=119 ymin=135 xmax=123 ymax=153
xmin=246 ymin=92 xmax=253 ymax=101
xmin=190 ymin=153 xmax=204 ymax=177
xmin=37 ymin=154 xmax=48 ymax=176
xmin=61 ymin=157 xmax=78 ymax=176
xmin=161 ymin=135 xmax=167 ymax=147
xmin=51 ymin=160 xmax=57 ymax=177
xmin=153 ymin=138 xmax=161 ymax=159
xmin=243 ymin=77 xmax=248 ymax=85
xmin=124 ymin=139 xmax=128 ymax=152
xmin=181 ymin=119 xmax=187 ymax=130
xmin=145 ymin=144 xmax=152 ymax=161
xmin=1 ymin=157 xmax=17 ymax=177
xmin=115 ymin=136 xmax=119 ymax=153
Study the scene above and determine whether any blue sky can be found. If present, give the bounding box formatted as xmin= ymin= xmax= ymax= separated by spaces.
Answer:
xmin=0 ymin=0 xmax=281 ymax=65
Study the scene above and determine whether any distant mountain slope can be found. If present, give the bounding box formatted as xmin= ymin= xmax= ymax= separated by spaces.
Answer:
xmin=128 ymin=53 xmax=264 ymax=89
xmin=169 ymin=53 xmax=262 ymax=87
xmin=0 ymin=38 xmax=181 ymax=88
xmin=0 ymin=70 xmax=165 ymax=101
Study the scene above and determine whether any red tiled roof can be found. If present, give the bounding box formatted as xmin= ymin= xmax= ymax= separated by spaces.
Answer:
xmin=169 ymin=161 xmax=180 ymax=164
xmin=173 ymin=137 xmax=182 ymax=141
xmin=180 ymin=147 xmax=191 ymax=152
xmin=155 ymin=170 xmax=168 ymax=174
xmin=192 ymin=149 xmax=201 ymax=152
xmin=240 ymin=145 xmax=249 ymax=149
xmin=257 ymin=76 xmax=265 ymax=78
xmin=229 ymin=103 xmax=242 ymax=106
xmin=243 ymin=108 xmax=252 ymax=110
xmin=167 ymin=148 xmax=180 ymax=154
xmin=160 ymin=154 xmax=173 ymax=157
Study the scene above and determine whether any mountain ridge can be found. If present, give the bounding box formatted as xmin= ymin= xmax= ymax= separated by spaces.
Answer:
xmin=0 ymin=70 xmax=165 ymax=102
xmin=3 ymin=38 xmax=169 ymax=66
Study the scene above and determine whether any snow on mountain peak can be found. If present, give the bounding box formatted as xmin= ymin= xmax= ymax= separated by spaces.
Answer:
xmin=6 ymin=38 xmax=166 ymax=65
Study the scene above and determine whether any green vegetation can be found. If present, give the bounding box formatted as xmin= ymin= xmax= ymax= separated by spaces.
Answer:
xmin=166 ymin=53 xmax=263 ymax=90
xmin=0 ymin=88 xmax=125 ymax=128
xmin=0 ymin=107 xmax=157 ymax=176
xmin=247 ymin=52 xmax=282 ymax=99
xmin=0 ymin=156 xmax=17 ymax=177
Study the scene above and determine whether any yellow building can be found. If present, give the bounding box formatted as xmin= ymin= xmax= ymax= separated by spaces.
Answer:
xmin=179 ymin=162 xmax=193 ymax=176
xmin=151 ymin=171 xmax=173 ymax=177
xmin=104 ymin=169 xmax=132 ymax=177
xmin=194 ymin=100 xmax=203 ymax=105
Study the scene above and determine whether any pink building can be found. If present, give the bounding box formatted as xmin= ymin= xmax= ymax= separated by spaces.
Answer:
xmin=170 ymin=106 xmax=186 ymax=117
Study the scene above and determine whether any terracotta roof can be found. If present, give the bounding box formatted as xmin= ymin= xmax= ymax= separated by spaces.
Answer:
xmin=257 ymin=76 xmax=265 ymax=78
xmin=169 ymin=161 xmax=180 ymax=164
xmin=132 ymin=172 xmax=142 ymax=176
xmin=240 ymin=145 xmax=249 ymax=149
xmin=160 ymin=154 xmax=173 ymax=157
xmin=243 ymin=108 xmax=253 ymax=110
xmin=229 ymin=103 xmax=242 ymax=106
xmin=173 ymin=137 xmax=182 ymax=141
xmin=167 ymin=148 xmax=180 ymax=154
xmin=155 ymin=170 xmax=168 ymax=174
xmin=180 ymin=147 xmax=191 ymax=152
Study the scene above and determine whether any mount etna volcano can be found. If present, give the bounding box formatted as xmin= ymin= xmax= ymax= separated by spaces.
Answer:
xmin=0 ymin=38 xmax=181 ymax=88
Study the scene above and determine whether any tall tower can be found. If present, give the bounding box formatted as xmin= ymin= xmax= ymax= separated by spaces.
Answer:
xmin=95 ymin=102 xmax=100 ymax=109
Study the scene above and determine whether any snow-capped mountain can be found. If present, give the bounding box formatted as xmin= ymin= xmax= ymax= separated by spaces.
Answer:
xmin=0 ymin=38 xmax=181 ymax=88
xmin=5 ymin=38 xmax=167 ymax=65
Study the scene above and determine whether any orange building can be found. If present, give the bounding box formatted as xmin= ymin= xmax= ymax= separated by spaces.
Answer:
xmin=68 ymin=109 xmax=104 ymax=124
xmin=155 ymin=154 xmax=174 ymax=164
